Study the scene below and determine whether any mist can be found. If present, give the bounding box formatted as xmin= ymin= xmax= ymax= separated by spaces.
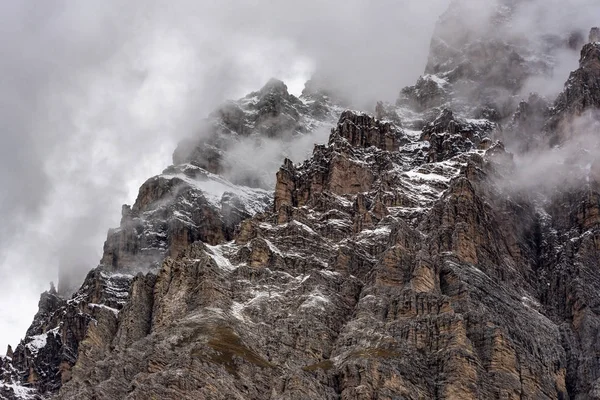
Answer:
xmin=222 ymin=126 xmax=334 ymax=189
xmin=511 ymin=0 xmax=600 ymax=99
xmin=501 ymin=0 xmax=600 ymax=194
xmin=502 ymin=111 xmax=600 ymax=195
xmin=0 ymin=1 xmax=451 ymax=351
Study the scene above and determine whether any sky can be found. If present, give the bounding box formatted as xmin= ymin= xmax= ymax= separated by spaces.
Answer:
xmin=0 ymin=1 xmax=451 ymax=351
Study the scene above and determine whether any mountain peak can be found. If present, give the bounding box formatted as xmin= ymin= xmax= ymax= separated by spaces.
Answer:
xmin=258 ymin=78 xmax=289 ymax=97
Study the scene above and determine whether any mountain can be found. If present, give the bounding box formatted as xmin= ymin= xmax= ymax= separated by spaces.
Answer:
xmin=2 ymin=1 xmax=600 ymax=399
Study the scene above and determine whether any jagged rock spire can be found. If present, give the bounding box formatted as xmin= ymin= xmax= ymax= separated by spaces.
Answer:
xmin=5 ymin=345 xmax=13 ymax=359
xmin=590 ymin=27 xmax=600 ymax=43
xmin=258 ymin=78 xmax=289 ymax=97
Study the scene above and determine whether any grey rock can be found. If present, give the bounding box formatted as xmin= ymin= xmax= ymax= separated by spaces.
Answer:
xmin=3 ymin=5 xmax=600 ymax=400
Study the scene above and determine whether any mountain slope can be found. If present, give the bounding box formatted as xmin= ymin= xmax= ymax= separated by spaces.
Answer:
xmin=1 ymin=2 xmax=600 ymax=399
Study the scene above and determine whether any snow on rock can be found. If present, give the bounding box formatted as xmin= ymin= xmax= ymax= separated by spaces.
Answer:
xmin=0 ymin=382 xmax=37 ymax=400
xmin=205 ymin=242 xmax=237 ymax=271
xmin=163 ymin=165 xmax=272 ymax=215
xmin=25 ymin=333 xmax=47 ymax=355
xmin=299 ymin=291 xmax=331 ymax=311
xmin=422 ymin=74 xmax=448 ymax=87
xmin=88 ymin=303 xmax=120 ymax=317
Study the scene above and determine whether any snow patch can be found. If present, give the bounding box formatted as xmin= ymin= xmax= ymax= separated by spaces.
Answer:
xmin=25 ymin=333 xmax=47 ymax=355
xmin=205 ymin=243 xmax=236 ymax=271
xmin=319 ymin=270 xmax=340 ymax=278
xmin=403 ymin=170 xmax=451 ymax=183
xmin=422 ymin=74 xmax=448 ymax=87
xmin=300 ymin=291 xmax=331 ymax=310
xmin=230 ymin=302 xmax=246 ymax=322
xmin=0 ymin=382 xmax=37 ymax=400
xmin=263 ymin=239 xmax=284 ymax=257
xmin=290 ymin=220 xmax=317 ymax=235
xmin=88 ymin=303 xmax=120 ymax=317
xmin=163 ymin=166 xmax=271 ymax=215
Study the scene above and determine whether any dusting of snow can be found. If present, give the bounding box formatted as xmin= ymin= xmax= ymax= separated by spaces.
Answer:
xmin=422 ymin=74 xmax=448 ymax=87
xmin=246 ymin=290 xmax=282 ymax=305
xmin=326 ymin=219 xmax=351 ymax=228
xmin=205 ymin=243 xmax=237 ymax=271
xmin=403 ymin=170 xmax=452 ymax=182
xmin=173 ymin=210 xmax=197 ymax=226
xmin=300 ymin=291 xmax=331 ymax=310
xmin=88 ymin=303 xmax=120 ymax=317
xmin=0 ymin=382 xmax=37 ymax=400
xmin=163 ymin=165 xmax=271 ymax=214
xmin=25 ymin=333 xmax=47 ymax=355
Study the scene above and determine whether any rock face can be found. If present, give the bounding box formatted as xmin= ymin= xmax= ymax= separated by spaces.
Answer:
xmin=0 ymin=271 xmax=132 ymax=399
xmin=2 ymin=3 xmax=600 ymax=400
xmin=101 ymin=78 xmax=343 ymax=275
xmin=100 ymin=164 xmax=272 ymax=273
xmin=546 ymin=33 xmax=600 ymax=142
xmin=172 ymin=79 xmax=343 ymax=187
xmin=417 ymin=0 xmax=588 ymax=124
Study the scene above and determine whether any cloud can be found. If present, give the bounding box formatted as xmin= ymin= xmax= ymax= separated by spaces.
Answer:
xmin=509 ymin=0 xmax=600 ymax=99
xmin=222 ymin=126 xmax=333 ymax=189
xmin=499 ymin=111 xmax=600 ymax=196
xmin=0 ymin=0 xmax=451 ymax=351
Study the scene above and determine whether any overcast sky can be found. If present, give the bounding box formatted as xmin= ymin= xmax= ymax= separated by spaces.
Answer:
xmin=0 ymin=1 xmax=452 ymax=351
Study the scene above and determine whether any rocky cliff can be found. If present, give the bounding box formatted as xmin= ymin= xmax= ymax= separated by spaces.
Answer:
xmin=1 ymin=1 xmax=600 ymax=399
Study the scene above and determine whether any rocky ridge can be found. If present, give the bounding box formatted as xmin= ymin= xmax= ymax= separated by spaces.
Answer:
xmin=1 ymin=75 xmax=346 ymax=400
xmin=1 ymin=3 xmax=600 ymax=400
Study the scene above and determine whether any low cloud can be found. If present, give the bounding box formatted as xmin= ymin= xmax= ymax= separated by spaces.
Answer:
xmin=0 ymin=0 xmax=450 ymax=350
xmin=501 ymin=111 xmax=600 ymax=195
xmin=222 ymin=126 xmax=333 ymax=189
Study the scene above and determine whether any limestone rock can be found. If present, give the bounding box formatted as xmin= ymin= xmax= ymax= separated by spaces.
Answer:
xmin=547 ymin=37 xmax=600 ymax=141
xmin=3 ymin=6 xmax=600 ymax=400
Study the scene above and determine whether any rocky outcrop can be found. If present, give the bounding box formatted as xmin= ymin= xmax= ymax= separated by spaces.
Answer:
xmin=335 ymin=110 xmax=402 ymax=152
xmin=0 ymin=271 xmax=132 ymax=398
xmin=420 ymin=108 xmax=498 ymax=162
xmin=51 ymin=105 xmax=476 ymax=399
xmin=590 ymin=27 xmax=600 ymax=43
xmin=100 ymin=164 xmax=272 ymax=273
xmin=547 ymin=31 xmax=600 ymax=141
xmin=398 ymin=75 xmax=449 ymax=111
xmin=42 ymin=105 xmax=587 ymax=399
xmin=273 ymin=110 xmax=407 ymax=224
